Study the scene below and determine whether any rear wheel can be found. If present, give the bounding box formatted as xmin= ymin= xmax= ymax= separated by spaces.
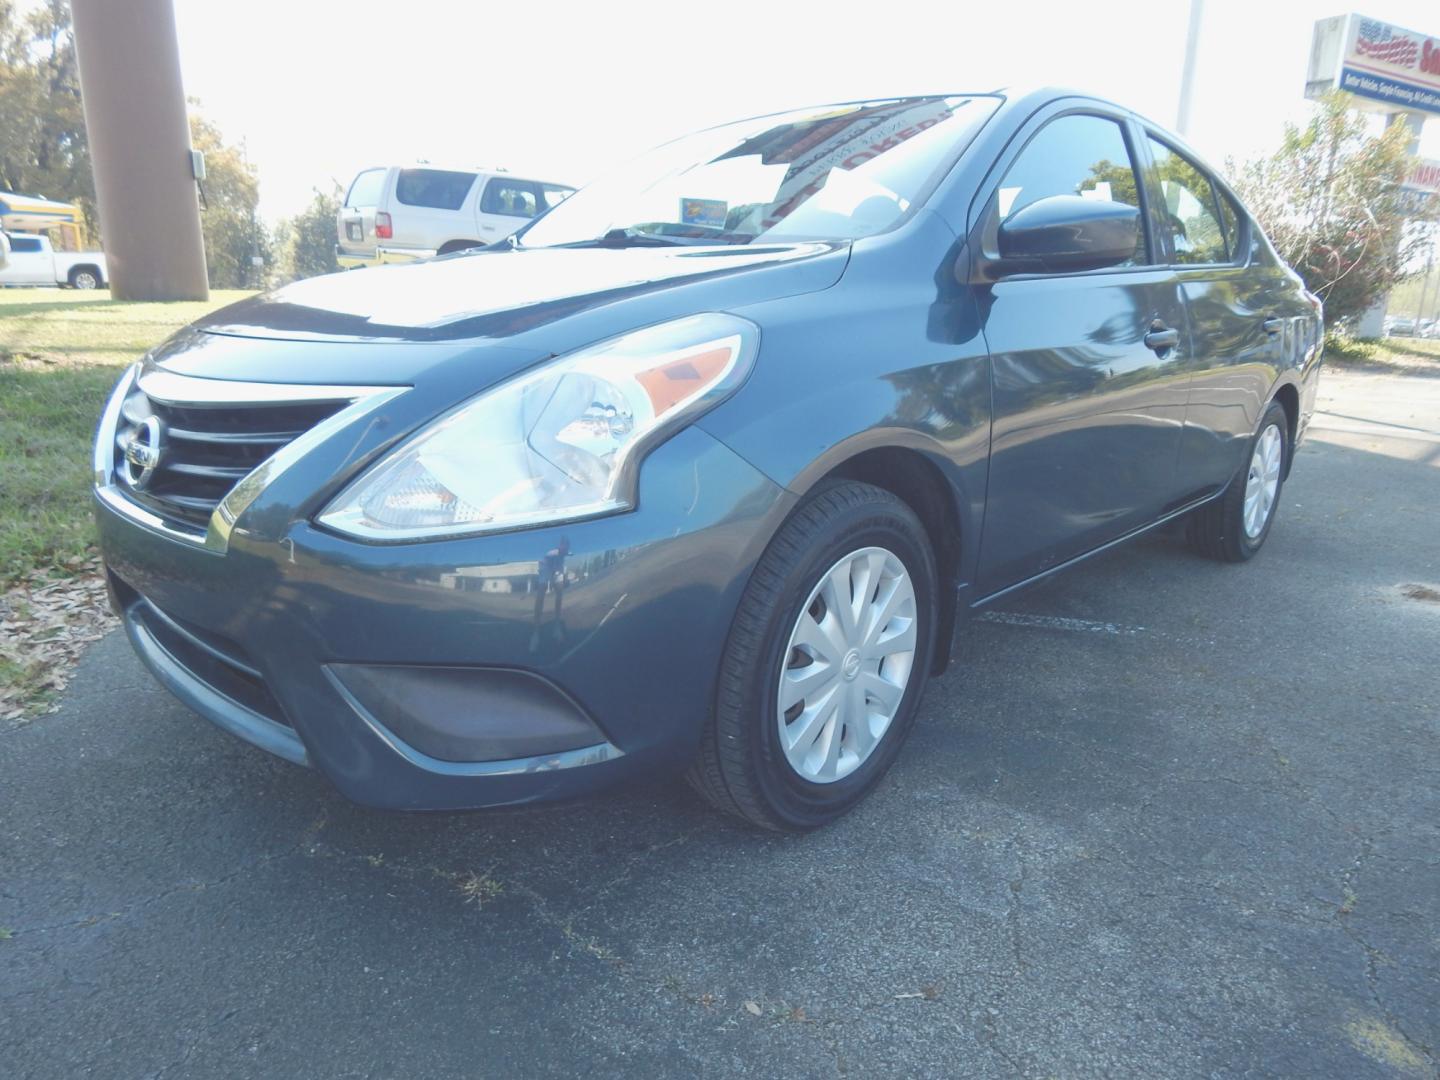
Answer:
xmin=1187 ymin=400 xmax=1289 ymax=562
xmin=688 ymin=481 xmax=937 ymax=830
xmin=68 ymin=267 xmax=100 ymax=290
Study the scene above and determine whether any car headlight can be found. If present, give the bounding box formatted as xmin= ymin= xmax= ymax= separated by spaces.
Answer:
xmin=317 ymin=312 xmax=758 ymax=541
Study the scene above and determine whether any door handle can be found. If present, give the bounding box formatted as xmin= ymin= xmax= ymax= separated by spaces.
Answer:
xmin=1143 ymin=322 xmax=1180 ymax=353
xmin=1262 ymin=316 xmax=1284 ymax=335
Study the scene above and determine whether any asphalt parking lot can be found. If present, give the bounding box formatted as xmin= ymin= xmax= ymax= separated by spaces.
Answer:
xmin=3 ymin=370 xmax=1437 ymax=1079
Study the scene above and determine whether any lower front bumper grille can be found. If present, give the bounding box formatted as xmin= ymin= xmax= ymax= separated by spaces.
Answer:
xmin=113 ymin=575 xmax=309 ymax=766
xmin=132 ymin=597 xmax=288 ymax=727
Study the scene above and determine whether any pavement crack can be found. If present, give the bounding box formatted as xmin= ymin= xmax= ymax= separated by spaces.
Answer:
xmin=1005 ymin=840 xmax=1028 ymax=977
xmin=8 ymin=815 xmax=331 ymax=940
xmin=1333 ymin=838 xmax=1437 ymax=1072
xmin=577 ymin=827 xmax=703 ymax=911
xmin=148 ymin=1007 xmax=237 ymax=1080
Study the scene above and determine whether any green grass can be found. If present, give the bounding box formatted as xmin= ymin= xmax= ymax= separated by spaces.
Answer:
xmin=1323 ymin=332 xmax=1440 ymax=375
xmin=0 ymin=289 xmax=253 ymax=582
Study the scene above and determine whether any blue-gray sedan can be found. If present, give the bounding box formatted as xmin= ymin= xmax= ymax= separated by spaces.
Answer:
xmin=94 ymin=89 xmax=1323 ymax=829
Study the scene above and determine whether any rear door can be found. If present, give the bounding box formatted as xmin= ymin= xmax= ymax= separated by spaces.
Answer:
xmin=476 ymin=177 xmax=548 ymax=242
xmin=338 ymin=168 xmax=388 ymax=258
xmin=1140 ymin=134 xmax=1302 ymax=500
xmin=389 ymin=168 xmax=478 ymax=251
xmin=972 ymin=108 xmax=1193 ymax=595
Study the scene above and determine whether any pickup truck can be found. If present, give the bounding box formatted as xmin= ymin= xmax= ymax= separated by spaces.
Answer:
xmin=0 ymin=232 xmax=107 ymax=289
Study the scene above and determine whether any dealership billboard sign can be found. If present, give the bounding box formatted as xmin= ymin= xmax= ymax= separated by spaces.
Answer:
xmin=1306 ymin=14 xmax=1440 ymax=116
xmin=1406 ymin=158 xmax=1440 ymax=194
xmin=1399 ymin=157 xmax=1440 ymax=214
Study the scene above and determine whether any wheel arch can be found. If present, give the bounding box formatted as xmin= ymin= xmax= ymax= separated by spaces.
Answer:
xmin=801 ymin=440 xmax=967 ymax=675
xmin=436 ymin=239 xmax=485 ymax=256
xmin=68 ymin=263 xmax=104 ymax=286
xmin=1270 ymin=380 xmax=1300 ymax=477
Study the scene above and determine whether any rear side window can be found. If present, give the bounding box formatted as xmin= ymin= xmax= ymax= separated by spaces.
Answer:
xmin=994 ymin=114 xmax=1147 ymax=267
xmin=345 ymin=168 xmax=386 ymax=208
xmin=9 ymin=236 xmax=42 ymax=253
xmin=482 ymin=180 xmax=543 ymax=218
xmin=395 ymin=168 xmax=477 ymax=210
xmin=1146 ymin=138 xmax=1228 ymax=265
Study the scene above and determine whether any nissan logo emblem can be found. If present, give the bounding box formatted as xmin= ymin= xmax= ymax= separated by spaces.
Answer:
xmin=122 ymin=415 xmax=163 ymax=489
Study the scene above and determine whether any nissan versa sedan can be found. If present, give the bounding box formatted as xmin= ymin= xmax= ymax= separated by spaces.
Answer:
xmin=94 ymin=89 xmax=1323 ymax=830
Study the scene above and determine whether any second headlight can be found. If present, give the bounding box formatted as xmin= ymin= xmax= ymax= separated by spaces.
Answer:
xmin=316 ymin=312 xmax=758 ymax=541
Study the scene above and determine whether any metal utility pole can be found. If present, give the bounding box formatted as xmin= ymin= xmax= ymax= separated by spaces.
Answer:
xmin=1176 ymin=0 xmax=1205 ymax=136
xmin=71 ymin=0 xmax=208 ymax=300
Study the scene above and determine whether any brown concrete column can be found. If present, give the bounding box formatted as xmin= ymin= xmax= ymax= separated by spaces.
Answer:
xmin=72 ymin=0 xmax=208 ymax=300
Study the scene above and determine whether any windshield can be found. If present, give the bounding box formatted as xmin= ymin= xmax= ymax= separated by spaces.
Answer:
xmin=519 ymin=96 xmax=997 ymax=248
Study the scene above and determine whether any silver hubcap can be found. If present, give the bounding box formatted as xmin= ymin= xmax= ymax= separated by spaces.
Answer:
xmin=74 ymin=272 xmax=97 ymax=289
xmin=777 ymin=546 xmax=917 ymax=784
xmin=1243 ymin=423 xmax=1283 ymax=539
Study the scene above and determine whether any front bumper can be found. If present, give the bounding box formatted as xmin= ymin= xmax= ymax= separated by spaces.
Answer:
xmin=97 ymin=424 xmax=794 ymax=810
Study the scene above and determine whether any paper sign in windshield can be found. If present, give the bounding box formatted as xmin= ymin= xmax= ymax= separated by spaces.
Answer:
xmin=680 ymin=198 xmax=728 ymax=228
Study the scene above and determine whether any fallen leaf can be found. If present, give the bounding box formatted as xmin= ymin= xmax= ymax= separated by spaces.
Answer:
xmin=744 ymin=1001 xmax=761 ymax=1016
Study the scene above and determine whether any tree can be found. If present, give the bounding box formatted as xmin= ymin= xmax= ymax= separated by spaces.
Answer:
xmin=1231 ymin=92 xmax=1437 ymax=328
xmin=276 ymin=186 xmax=341 ymax=283
xmin=189 ymin=110 xmax=268 ymax=289
xmin=3 ymin=2 xmax=266 ymax=285
xmin=0 ymin=0 xmax=95 ymax=237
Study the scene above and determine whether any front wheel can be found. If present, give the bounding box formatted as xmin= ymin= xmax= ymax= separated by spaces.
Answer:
xmin=688 ymin=481 xmax=937 ymax=830
xmin=1187 ymin=400 xmax=1290 ymax=562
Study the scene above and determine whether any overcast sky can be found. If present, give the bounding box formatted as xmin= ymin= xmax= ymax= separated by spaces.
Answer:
xmin=163 ymin=0 xmax=1440 ymax=222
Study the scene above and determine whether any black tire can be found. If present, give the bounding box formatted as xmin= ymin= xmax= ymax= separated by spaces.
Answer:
xmin=1187 ymin=400 xmax=1290 ymax=562
xmin=688 ymin=481 xmax=937 ymax=830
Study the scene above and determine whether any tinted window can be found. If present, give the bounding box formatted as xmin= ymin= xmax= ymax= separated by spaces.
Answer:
xmin=345 ymin=168 xmax=386 ymax=207
xmin=1146 ymin=138 xmax=1227 ymax=265
xmin=482 ymin=180 xmax=542 ymax=218
xmin=9 ymin=236 xmax=42 ymax=253
xmin=995 ymin=114 xmax=1146 ymax=266
xmin=395 ymin=168 xmax=476 ymax=210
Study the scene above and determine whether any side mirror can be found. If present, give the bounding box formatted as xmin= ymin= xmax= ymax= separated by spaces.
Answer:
xmin=996 ymin=195 xmax=1139 ymax=274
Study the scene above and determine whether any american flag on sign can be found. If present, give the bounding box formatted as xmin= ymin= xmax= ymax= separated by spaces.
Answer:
xmin=1355 ymin=19 xmax=1419 ymax=67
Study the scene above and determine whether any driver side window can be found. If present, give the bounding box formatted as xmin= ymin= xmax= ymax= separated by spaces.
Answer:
xmin=995 ymin=114 xmax=1148 ymax=267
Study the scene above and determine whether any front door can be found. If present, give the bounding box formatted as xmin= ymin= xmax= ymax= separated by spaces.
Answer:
xmin=1 ymin=234 xmax=50 ymax=284
xmin=972 ymin=111 xmax=1192 ymax=595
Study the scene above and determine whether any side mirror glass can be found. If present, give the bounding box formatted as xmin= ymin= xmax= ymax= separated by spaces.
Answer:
xmin=996 ymin=195 xmax=1139 ymax=274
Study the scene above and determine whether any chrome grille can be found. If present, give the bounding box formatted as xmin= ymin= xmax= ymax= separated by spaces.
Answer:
xmin=115 ymin=384 xmax=346 ymax=531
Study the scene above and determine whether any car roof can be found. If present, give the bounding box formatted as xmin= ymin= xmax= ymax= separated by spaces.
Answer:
xmin=353 ymin=165 xmax=574 ymax=188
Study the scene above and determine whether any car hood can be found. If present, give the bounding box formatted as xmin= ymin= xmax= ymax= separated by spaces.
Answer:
xmin=154 ymin=241 xmax=847 ymax=387
xmin=205 ymin=242 xmax=845 ymax=342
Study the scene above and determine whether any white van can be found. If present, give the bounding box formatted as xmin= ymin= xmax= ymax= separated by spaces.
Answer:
xmin=335 ymin=166 xmax=575 ymax=268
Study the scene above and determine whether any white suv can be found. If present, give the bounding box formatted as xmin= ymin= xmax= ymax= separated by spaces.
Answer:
xmin=335 ymin=166 xmax=575 ymax=268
